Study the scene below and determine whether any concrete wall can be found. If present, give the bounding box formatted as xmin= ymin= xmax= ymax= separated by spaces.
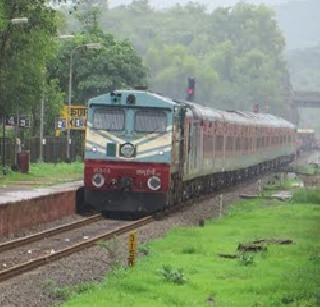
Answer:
xmin=0 ymin=190 xmax=76 ymax=236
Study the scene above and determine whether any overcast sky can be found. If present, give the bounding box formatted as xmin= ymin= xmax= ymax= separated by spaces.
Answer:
xmin=109 ymin=0 xmax=296 ymax=9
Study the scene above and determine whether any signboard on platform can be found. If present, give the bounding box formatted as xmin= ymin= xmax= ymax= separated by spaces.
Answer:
xmin=55 ymin=105 xmax=87 ymax=135
xmin=4 ymin=115 xmax=31 ymax=128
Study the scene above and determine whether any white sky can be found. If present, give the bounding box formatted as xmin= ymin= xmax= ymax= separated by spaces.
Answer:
xmin=109 ymin=0 xmax=296 ymax=9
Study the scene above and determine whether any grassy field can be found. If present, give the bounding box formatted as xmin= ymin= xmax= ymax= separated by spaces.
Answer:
xmin=0 ymin=162 xmax=83 ymax=187
xmin=62 ymin=190 xmax=320 ymax=307
xmin=293 ymin=164 xmax=320 ymax=176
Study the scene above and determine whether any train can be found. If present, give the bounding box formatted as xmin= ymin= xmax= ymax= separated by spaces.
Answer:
xmin=296 ymin=129 xmax=317 ymax=152
xmin=84 ymin=90 xmax=296 ymax=214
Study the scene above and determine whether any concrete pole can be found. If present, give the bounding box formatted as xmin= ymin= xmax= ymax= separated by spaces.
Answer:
xmin=66 ymin=51 xmax=73 ymax=163
xmin=39 ymin=90 xmax=44 ymax=162
xmin=1 ymin=115 xmax=6 ymax=175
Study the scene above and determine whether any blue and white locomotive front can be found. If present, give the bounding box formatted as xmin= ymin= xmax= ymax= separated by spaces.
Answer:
xmin=84 ymin=90 xmax=179 ymax=213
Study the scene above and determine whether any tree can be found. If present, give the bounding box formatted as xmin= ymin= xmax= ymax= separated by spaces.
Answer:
xmin=48 ymin=8 xmax=147 ymax=103
xmin=0 ymin=0 xmax=60 ymax=121
xmin=69 ymin=1 xmax=290 ymax=117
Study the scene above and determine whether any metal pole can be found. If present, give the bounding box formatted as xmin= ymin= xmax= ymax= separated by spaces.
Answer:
xmin=14 ymin=110 xmax=20 ymax=168
xmin=66 ymin=51 xmax=73 ymax=162
xmin=65 ymin=43 xmax=102 ymax=162
xmin=39 ymin=90 xmax=44 ymax=162
xmin=2 ymin=114 xmax=6 ymax=175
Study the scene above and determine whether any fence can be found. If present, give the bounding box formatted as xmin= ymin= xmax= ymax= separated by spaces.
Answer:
xmin=0 ymin=135 xmax=85 ymax=166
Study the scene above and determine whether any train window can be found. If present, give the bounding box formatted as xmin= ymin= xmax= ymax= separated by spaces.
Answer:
xmin=235 ymin=137 xmax=241 ymax=151
xmin=135 ymin=110 xmax=167 ymax=133
xmin=244 ymin=138 xmax=249 ymax=150
xmin=216 ymin=135 xmax=224 ymax=151
xmin=93 ymin=108 xmax=125 ymax=131
xmin=226 ymin=136 xmax=234 ymax=151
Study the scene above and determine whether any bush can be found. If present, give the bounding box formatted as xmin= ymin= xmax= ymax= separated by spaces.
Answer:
xmin=138 ymin=244 xmax=150 ymax=256
xmin=292 ymin=189 xmax=320 ymax=204
xmin=158 ymin=265 xmax=186 ymax=285
xmin=181 ymin=247 xmax=196 ymax=254
xmin=239 ymin=253 xmax=255 ymax=266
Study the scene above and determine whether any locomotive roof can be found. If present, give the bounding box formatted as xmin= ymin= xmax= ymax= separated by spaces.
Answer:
xmin=88 ymin=90 xmax=177 ymax=109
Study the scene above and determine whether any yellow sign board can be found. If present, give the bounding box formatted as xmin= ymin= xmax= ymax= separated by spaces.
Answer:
xmin=128 ymin=231 xmax=137 ymax=267
xmin=56 ymin=105 xmax=88 ymax=134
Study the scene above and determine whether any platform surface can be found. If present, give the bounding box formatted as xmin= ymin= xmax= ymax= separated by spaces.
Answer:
xmin=0 ymin=181 xmax=83 ymax=205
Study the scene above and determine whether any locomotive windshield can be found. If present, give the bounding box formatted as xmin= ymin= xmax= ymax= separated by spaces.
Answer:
xmin=93 ymin=108 xmax=125 ymax=131
xmin=135 ymin=110 xmax=167 ymax=133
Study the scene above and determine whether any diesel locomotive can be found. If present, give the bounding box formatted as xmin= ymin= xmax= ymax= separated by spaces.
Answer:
xmin=84 ymin=90 xmax=296 ymax=213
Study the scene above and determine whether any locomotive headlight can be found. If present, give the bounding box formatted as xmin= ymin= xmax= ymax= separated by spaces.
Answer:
xmin=147 ymin=176 xmax=161 ymax=191
xmin=92 ymin=173 xmax=105 ymax=188
xmin=120 ymin=143 xmax=135 ymax=158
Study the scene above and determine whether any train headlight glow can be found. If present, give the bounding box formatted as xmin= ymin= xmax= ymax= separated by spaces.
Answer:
xmin=92 ymin=173 xmax=105 ymax=188
xmin=147 ymin=176 xmax=161 ymax=191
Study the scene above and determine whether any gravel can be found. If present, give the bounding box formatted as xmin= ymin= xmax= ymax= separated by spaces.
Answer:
xmin=0 ymin=179 xmax=261 ymax=307
xmin=0 ymin=214 xmax=89 ymax=244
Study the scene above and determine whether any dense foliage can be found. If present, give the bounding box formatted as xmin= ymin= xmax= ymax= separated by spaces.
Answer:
xmin=48 ymin=9 xmax=146 ymax=103
xmin=67 ymin=0 xmax=291 ymax=116
xmin=0 ymin=0 xmax=146 ymax=136
xmin=0 ymin=0 xmax=60 ymax=120
xmin=288 ymin=45 xmax=320 ymax=92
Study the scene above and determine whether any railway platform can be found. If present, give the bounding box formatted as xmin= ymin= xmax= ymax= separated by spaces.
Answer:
xmin=0 ymin=181 xmax=83 ymax=237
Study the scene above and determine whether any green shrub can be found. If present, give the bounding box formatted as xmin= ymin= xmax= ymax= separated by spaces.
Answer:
xmin=138 ymin=244 xmax=150 ymax=255
xmin=181 ymin=246 xmax=196 ymax=254
xmin=158 ymin=265 xmax=186 ymax=285
xmin=239 ymin=253 xmax=255 ymax=266
xmin=293 ymin=189 xmax=320 ymax=204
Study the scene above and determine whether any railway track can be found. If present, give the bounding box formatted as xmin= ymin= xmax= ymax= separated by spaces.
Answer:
xmin=0 ymin=214 xmax=103 ymax=253
xmin=0 ymin=216 xmax=153 ymax=283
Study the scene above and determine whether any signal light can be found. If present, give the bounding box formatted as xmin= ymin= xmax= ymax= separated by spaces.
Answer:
xmin=186 ymin=77 xmax=195 ymax=102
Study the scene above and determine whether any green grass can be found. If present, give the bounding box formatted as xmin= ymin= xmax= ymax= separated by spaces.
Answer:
xmin=293 ymin=164 xmax=320 ymax=176
xmin=0 ymin=162 xmax=83 ymax=187
xmin=293 ymin=188 xmax=320 ymax=204
xmin=62 ymin=195 xmax=320 ymax=307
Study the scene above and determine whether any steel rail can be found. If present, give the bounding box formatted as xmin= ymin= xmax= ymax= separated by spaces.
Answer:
xmin=0 ymin=214 xmax=103 ymax=253
xmin=0 ymin=216 xmax=153 ymax=282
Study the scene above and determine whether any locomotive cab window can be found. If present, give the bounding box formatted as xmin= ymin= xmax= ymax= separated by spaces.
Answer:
xmin=135 ymin=110 xmax=167 ymax=133
xmin=93 ymin=108 xmax=125 ymax=131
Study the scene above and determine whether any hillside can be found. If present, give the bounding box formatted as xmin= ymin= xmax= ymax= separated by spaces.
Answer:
xmin=109 ymin=0 xmax=320 ymax=50
xmin=288 ymin=45 xmax=320 ymax=91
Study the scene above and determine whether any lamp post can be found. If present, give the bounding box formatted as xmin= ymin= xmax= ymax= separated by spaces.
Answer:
xmin=66 ymin=42 xmax=103 ymax=162
xmin=1 ymin=17 xmax=28 ymax=175
xmin=39 ymin=34 xmax=75 ymax=162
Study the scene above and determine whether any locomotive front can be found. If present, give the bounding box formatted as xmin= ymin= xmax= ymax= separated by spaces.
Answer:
xmin=84 ymin=90 xmax=176 ymax=214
